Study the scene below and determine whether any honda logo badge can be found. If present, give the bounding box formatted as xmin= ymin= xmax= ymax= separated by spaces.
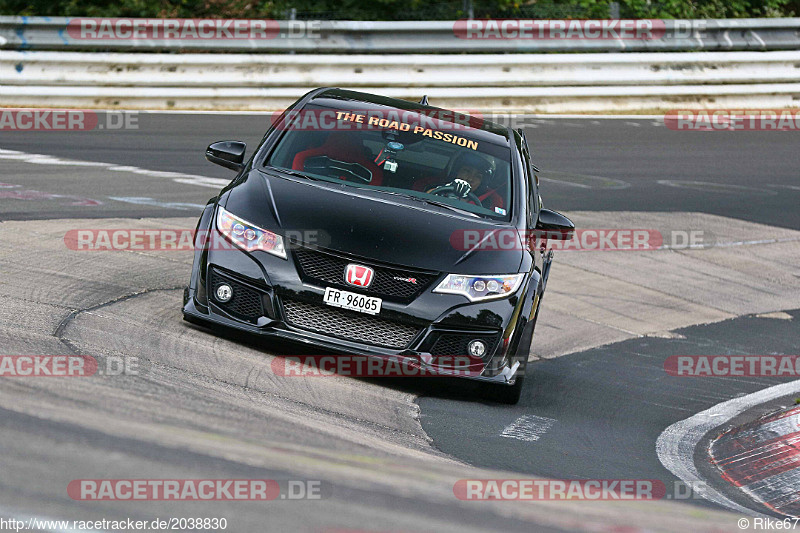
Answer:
xmin=345 ymin=264 xmax=374 ymax=288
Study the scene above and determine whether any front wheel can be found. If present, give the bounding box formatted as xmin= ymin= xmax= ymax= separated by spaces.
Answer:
xmin=484 ymin=354 xmax=528 ymax=405
xmin=485 ymin=374 xmax=525 ymax=405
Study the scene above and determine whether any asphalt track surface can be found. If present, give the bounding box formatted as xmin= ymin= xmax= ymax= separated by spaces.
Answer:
xmin=420 ymin=310 xmax=800 ymax=514
xmin=0 ymin=112 xmax=799 ymax=228
xmin=1 ymin=112 xmax=799 ymax=531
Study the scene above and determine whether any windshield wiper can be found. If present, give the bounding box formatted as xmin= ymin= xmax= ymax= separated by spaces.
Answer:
xmin=374 ymin=190 xmax=480 ymax=218
xmin=264 ymin=166 xmax=323 ymax=181
xmin=421 ymin=198 xmax=480 ymax=217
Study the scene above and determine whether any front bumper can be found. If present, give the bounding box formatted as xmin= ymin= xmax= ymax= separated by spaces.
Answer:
xmin=183 ymin=241 xmax=534 ymax=385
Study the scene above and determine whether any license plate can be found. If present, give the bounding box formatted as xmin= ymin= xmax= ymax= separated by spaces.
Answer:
xmin=323 ymin=287 xmax=382 ymax=315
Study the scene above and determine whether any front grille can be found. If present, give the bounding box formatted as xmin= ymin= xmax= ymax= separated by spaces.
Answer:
xmin=429 ymin=333 xmax=500 ymax=359
xmin=209 ymin=269 xmax=264 ymax=323
xmin=282 ymin=299 xmax=420 ymax=349
xmin=293 ymin=247 xmax=436 ymax=302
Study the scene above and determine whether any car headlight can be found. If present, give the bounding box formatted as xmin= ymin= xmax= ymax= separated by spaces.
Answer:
xmin=216 ymin=206 xmax=286 ymax=259
xmin=433 ymin=273 xmax=524 ymax=302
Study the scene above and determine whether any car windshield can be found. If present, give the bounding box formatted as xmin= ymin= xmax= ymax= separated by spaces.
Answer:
xmin=264 ymin=104 xmax=513 ymax=220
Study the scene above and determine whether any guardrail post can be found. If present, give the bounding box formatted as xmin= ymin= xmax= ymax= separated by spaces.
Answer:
xmin=463 ymin=0 xmax=474 ymax=20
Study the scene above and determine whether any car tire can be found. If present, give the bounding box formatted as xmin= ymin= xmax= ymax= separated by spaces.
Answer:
xmin=485 ymin=353 xmax=528 ymax=405
xmin=486 ymin=301 xmax=536 ymax=405
xmin=486 ymin=374 xmax=525 ymax=405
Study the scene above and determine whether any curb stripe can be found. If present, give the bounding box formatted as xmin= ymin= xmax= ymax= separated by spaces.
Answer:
xmin=711 ymin=406 xmax=800 ymax=517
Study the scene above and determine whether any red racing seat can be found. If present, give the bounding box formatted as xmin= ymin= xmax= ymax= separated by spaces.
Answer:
xmin=292 ymin=133 xmax=384 ymax=186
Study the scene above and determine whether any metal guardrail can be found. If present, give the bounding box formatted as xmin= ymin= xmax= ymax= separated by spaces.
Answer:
xmin=3 ymin=51 xmax=799 ymax=87
xmin=1 ymin=82 xmax=797 ymax=112
xmin=1 ymin=50 xmax=799 ymax=112
xmin=0 ymin=17 xmax=798 ymax=53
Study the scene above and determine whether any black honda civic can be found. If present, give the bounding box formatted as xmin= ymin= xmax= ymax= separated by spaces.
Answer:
xmin=182 ymin=88 xmax=573 ymax=404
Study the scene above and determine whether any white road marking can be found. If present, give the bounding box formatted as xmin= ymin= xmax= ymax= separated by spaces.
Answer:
xmin=0 ymin=148 xmax=230 ymax=189
xmin=768 ymin=184 xmax=800 ymax=192
xmin=755 ymin=311 xmax=794 ymax=320
xmin=109 ymin=196 xmax=205 ymax=210
xmin=656 ymin=379 xmax=800 ymax=517
xmin=538 ymin=172 xmax=630 ymax=190
xmin=657 ymin=180 xmax=778 ymax=196
xmin=501 ymin=415 xmax=556 ymax=442
xmin=172 ymin=176 xmax=233 ymax=188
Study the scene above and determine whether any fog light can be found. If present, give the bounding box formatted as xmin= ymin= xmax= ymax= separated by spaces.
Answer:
xmin=215 ymin=284 xmax=233 ymax=303
xmin=468 ymin=339 xmax=487 ymax=358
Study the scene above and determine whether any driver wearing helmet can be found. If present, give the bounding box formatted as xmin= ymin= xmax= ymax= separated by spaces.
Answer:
xmin=426 ymin=152 xmax=503 ymax=210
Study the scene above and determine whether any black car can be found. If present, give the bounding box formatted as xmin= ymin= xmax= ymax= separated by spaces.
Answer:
xmin=182 ymin=88 xmax=573 ymax=404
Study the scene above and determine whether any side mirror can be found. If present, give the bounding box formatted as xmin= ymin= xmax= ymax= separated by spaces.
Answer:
xmin=535 ymin=208 xmax=575 ymax=240
xmin=205 ymin=141 xmax=246 ymax=171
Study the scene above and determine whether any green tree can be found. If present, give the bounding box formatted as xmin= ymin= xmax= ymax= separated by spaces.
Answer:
xmin=0 ymin=0 xmax=794 ymax=18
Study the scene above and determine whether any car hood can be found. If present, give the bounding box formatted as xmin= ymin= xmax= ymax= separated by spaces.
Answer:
xmin=222 ymin=169 xmax=523 ymax=274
